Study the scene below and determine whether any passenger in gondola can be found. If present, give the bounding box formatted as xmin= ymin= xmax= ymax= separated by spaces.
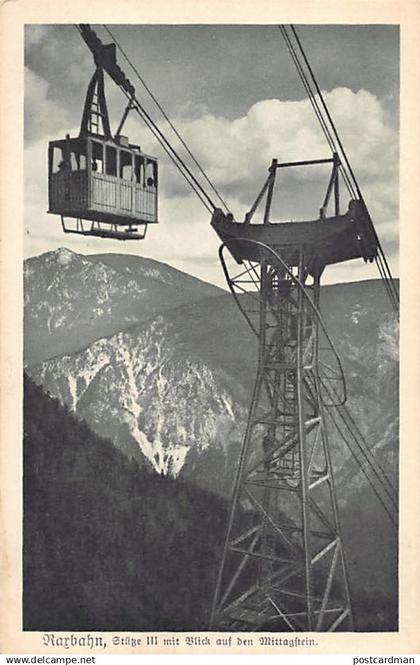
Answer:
xmin=92 ymin=159 xmax=98 ymax=172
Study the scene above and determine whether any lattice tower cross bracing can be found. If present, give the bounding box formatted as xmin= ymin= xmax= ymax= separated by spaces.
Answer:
xmin=209 ymin=242 xmax=353 ymax=632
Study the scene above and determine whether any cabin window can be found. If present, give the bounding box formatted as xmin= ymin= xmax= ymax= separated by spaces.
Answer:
xmin=145 ymin=160 xmax=157 ymax=188
xmin=50 ymin=144 xmax=87 ymax=173
xmin=120 ymin=150 xmax=133 ymax=180
xmin=70 ymin=145 xmax=87 ymax=171
xmin=51 ymin=146 xmax=65 ymax=174
xmin=105 ymin=146 xmax=117 ymax=176
xmin=91 ymin=141 xmax=104 ymax=174
xmin=134 ymin=155 xmax=145 ymax=185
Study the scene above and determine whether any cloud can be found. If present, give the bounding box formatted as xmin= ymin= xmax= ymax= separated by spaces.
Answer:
xmin=25 ymin=25 xmax=49 ymax=49
xmin=25 ymin=67 xmax=72 ymax=143
xmin=24 ymin=25 xmax=98 ymax=145
xmin=127 ymin=88 xmax=399 ymax=238
xmin=169 ymin=86 xmax=397 ymax=192
xmin=24 ymin=86 xmax=399 ymax=288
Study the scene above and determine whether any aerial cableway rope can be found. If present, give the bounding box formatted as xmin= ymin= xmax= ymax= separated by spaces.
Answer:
xmin=102 ymin=25 xmax=231 ymax=215
xmin=326 ymin=404 xmax=398 ymax=527
xmin=337 ymin=401 xmax=398 ymax=510
xmin=74 ymin=23 xmax=398 ymax=530
xmin=75 ymin=26 xmax=216 ymax=214
xmin=120 ymin=87 xmax=215 ymax=214
xmin=321 ymin=378 xmax=398 ymax=527
xmin=279 ymin=23 xmax=399 ymax=526
xmin=278 ymin=25 xmax=358 ymax=202
xmin=75 ymin=24 xmax=226 ymax=216
xmin=79 ymin=23 xmax=399 ymax=315
xmin=278 ymin=24 xmax=399 ymax=314
xmin=290 ymin=24 xmax=400 ymax=314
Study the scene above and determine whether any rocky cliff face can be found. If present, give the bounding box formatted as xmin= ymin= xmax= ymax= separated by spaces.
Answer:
xmin=24 ymin=247 xmax=222 ymax=366
xmin=29 ymin=314 xmax=247 ymax=476
xmin=26 ymin=249 xmax=398 ymax=490
xmin=24 ymin=248 xmax=399 ymax=627
xmin=321 ymin=282 xmax=399 ymax=491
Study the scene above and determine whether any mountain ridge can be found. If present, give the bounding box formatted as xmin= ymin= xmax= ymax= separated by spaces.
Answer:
xmin=24 ymin=248 xmax=399 ymax=629
xmin=26 ymin=249 xmax=398 ymax=484
xmin=24 ymin=247 xmax=224 ymax=366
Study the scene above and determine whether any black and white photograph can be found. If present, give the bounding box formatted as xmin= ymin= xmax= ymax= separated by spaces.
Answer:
xmin=21 ymin=21 xmax=400 ymax=636
xmin=3 ymin=2 xmax=420 ymax=654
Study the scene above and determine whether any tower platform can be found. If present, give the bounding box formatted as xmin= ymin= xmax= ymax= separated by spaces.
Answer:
xmin=211 ymin=199 xmax=378 ymax=276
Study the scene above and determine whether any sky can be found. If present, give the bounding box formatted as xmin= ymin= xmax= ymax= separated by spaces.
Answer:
xmin=24 ymin=24 xmax=399 ymax=288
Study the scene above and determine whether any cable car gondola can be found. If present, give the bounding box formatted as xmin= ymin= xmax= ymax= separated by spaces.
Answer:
xmin=48 ymin=25 xmax=158 ymax=240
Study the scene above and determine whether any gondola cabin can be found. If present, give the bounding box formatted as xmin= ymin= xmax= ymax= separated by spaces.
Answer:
xmin=47 ymin=24 xmax=158 ymax=240
xmin=48 ymin=134 xmax=158 ymax=239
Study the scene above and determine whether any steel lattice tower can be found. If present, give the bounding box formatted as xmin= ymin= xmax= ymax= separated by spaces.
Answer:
xmin=209 ymin=240 xmax=353 ymax=632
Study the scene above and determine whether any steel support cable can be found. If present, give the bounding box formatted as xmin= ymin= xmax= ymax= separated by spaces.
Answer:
xmin=338 ymin=402 xmax=398 ymax=508
xmin=336 ymin=413 xmax=398 ymax=514
xmin=121 ymin=91 xmax=215 ymax=212
xmin=376 ymin=248 xmax=399 ymax=310
xmin=289 ymin=24 xmax=367 ymax=203
xmin=377 ymin=249 xmax=398 ymax=300
xmin=280 ymin=23 xmax=398 ymax=311
xmin=323 ymin=378 xmax=398 ymax=508
xmin=321 ymin=379 xmax=398 ymax=511
xmin=119 ymin=87 xmax=214 ymax=213
xmin=378 ymin=255 xmax=399 ymax=307
xmin=75 ymin=24 xmax=215 ymax=214
xmin=326 ymin=409 xmax=397 ymax=527
xmin=219 ymin=239 xmax=347 ymax=406
xmin=375 ymin=255 xmax=399 ymax=312
xmin=222 ymin=246 xmax=398 ymax=533
xmin=326 ymin=408 xmax=398 ymax=520
xmin=288 ymin=25 xmax=399 ymax=312
xmin=102 ymin=24 xmax=230 ymax=214
xmin=314 ymin=357 xmax=398 ymax=512
xmin=233 ymin=239 xmax=398 ymax=508
xmin=278 ymin=28 xmax=340 ymax=169
xmin=280 ymin=25 xmax=357 ymax=200
xmin=378 ymin=244 xmax=399 ymax=289
xmin=278 ymin=26 xmax=357 ymax=200
xmin=278 ymin=26 xmax=336 ymax=155
xmin=129 ymin=100 xmax=213 ymax=213
xmin=374 ymin=252 xmax=398 ymax=310
xmin=324 ymin=403 xmax=397 ymax=527
xmin=374 ymin=254 xmax=398 ymax=313
xmin=373 ymin=239 xmax=398 ymax=300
